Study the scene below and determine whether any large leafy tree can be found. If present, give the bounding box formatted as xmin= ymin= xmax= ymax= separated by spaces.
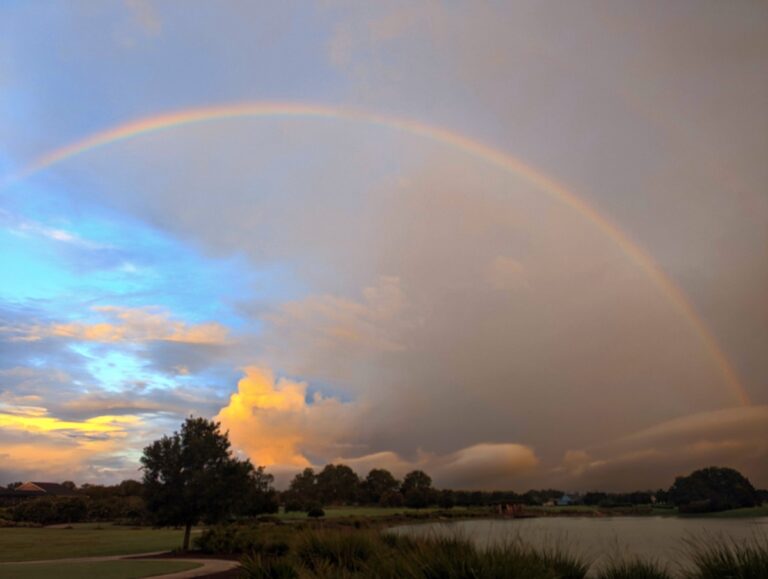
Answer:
xmin=141 ymin=417 xmax=255 ymax=550
xmin=401 ymin=470 xmax=434 ymax=508
xmin=285 ymin=467 xmax=318 ymax=509
xmin=668 ymin=466 xmax=758 ymax=512
xmin=243 ymin=466 xmax=279 ymax=516
xmin=362 ymin=469 xmax=400 ymax=505
xmin=316 ymin=464 xmax=360 ymax=505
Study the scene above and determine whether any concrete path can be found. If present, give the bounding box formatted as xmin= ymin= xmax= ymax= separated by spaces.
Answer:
xmin=145 ymin=557 xmax=239 ymax=578
xmin=0 ymin=551 xmax=240 ymax=578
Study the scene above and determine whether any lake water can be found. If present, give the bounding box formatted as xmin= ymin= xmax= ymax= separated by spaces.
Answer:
xmin=390 ymin=516 xmax=768 ymax=575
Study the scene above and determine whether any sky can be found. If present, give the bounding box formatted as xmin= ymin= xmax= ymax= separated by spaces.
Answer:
xmin=0 ymin=1 xmax=766 ymax=491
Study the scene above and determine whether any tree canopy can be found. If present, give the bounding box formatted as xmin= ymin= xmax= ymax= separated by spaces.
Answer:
xmin=141 ymin=416 xmax=255 ymax=550
xmin=317 ymin=464 xmax=360 ymax=505
xmin=668 ymin=466 xmax=758 ymax=513
xmin=362 ymin=468 xmax=400 ymax=505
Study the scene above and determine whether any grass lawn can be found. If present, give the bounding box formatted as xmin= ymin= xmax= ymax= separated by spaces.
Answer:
xmin=277 ymin=506 xmax=449 ymax=519
xmin=0 ymin=560 xmax=200 ymax=579
xmin=687 ymin=504 xmax=768 ymax=518
xmin=0 ymin=523 xmax=188 ymax=562
xmin=529 ymin=505 xmax=599 ymax=514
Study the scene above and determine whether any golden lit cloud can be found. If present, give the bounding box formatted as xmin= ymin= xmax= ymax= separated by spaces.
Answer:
xmin=0 ymin=406 xmax=144 ymax=481
xmin=0 ymin=411 xmax=140 ymax=435
xmin=217 ymin=367 xmax=539 ymax=489
xmin=11 ymin=306 xmax=229 ymax=344
xmin=217 ymin=366 xmax=366 ymax=468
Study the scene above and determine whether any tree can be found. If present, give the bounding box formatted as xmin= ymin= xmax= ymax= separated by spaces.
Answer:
xmin=243 ymin=466 xmax=279 ymax=516
xmin=437 ymin=489 xmax=455 ymax=509
xmin=582 ymin=492 xmax=608 ymax=506
xmin=401 ymin=470 xmax=434 ymax=508
xmin=668 ymin=466 xmax=758 ymax=513
xmin=141 ymin=416 xmax=255 ymax=551
xmin=286 ymin=467 xmax=318 ymax=510
xmin=401 ymin=470 xmax=432 ymax=494
xmin=117 ymin=479 xmax=143 ymax=497
xmin=316 ymin=464 xmax=360 ymax=505
xmin=361 ymin=469 xmax=400 ymax=505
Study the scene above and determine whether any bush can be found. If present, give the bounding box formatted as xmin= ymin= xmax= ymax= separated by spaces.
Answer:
xmin=12 ymin=497 xmax=88 ymax=525
xmin=240 ymin=553 xmax=298 ymax=579
xmin=307 ymin=506 xmax=325 ymax=518
xmin=296 ymin=530 xmax=375 ymax=572
xmin=196 ymin=524 xmax=292 ymax=556
xmin=196 ymin=524 xmax=260 ymax=554
xmin=283 ymin=500 xmax=305 ymax=513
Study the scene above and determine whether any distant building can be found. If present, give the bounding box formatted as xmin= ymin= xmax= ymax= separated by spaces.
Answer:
xmin=12 ymin=482 xmax=78 ymax=497
xmin=557 ymin=494 xmax=574 ymax=506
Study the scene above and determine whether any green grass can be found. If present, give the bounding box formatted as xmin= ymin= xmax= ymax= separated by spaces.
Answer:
xmin=0 ymin=560 xmax=200 ymax=579
xmin=0 ymin=523 xmax=188 ymax=562
xmin=686 ymin=504 xmax=768 ymax=518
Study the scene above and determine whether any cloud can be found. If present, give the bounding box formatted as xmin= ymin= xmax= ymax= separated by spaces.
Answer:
xmin=262 ymin=276 xmax=408 ymax=385
xmin=217 ymin=366 xmax=539 ymax=489
xmin=124 ymin=0 xmax=162 ymax=35
xmin=10 ymin=306 xmax=229 ymax=345
xmin=0 ymin=209 xmax=108 ymax=250
xmin=216 ymin=366 xmax=367 ymax=468
xmin=2 ymin=2 xmax=765 ymax=489
xmin=485 ymin=256 xmax=529 ymax=291
xmin=557 ymin=406 xmax=768 ymax=490
xmin=0 ymin=404 xmax=145 ymax=484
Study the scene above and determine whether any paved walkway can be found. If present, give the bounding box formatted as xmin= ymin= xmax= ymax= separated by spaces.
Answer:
xmin=0 ymin=551 xmax=240 ymax=578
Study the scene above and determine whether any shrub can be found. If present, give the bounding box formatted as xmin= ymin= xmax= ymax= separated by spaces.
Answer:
xmin=241 ymin=553 xmax=298 ymax=579
xmin=307 ymin=506 xmax=325 ymax=518
xmin=196 ymin=524 xmax=292 ymax=556
xmin=283 ymin=500 xmax=305 ymax=513
xmin=296 ymin=530 xmax=375 ymax=572
xmin=196 ymin=524 xmax=260 ymax=554
xmin=12 ymin=497 xmax=88 ymax=525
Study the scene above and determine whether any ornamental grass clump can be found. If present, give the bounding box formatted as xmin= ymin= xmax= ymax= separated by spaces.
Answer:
xmin=685 ymin=536 xmax=768 ymax=579
xmin=596 ymin=558 xmax=673 ymax=579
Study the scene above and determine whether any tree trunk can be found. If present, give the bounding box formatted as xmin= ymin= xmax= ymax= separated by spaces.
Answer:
xmin=182 ymin=522 xmax=192 ymax=552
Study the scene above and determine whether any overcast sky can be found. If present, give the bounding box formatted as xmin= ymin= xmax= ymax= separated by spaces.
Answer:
xmin=0 ymin=1 xmax=766 ymax=490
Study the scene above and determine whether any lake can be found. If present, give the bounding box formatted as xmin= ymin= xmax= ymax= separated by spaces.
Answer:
xmin=391 ymin=516 xmax=768 ymax=575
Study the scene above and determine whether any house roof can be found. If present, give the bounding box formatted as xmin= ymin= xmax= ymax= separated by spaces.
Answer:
xmin=14 ymin=482 xmax=78 ymax=496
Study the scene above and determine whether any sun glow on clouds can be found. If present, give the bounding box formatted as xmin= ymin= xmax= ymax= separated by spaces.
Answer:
xmin=216 ymin=366 xmax=540 ymax=489
xmin=216 ymin=367 xmax=357 ymax=468
xmin=0 ymin=405 xmax=144 ymax=480
xmin=51 ymin=306 xmax=230 ymax=344
xmin=0 ymin=411 xmax=139 ymax=435
xmin=10 ymin=306 xmax=230 ymax=345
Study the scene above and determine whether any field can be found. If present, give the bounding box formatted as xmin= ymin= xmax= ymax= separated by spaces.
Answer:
xmin=0 ymin=523 xmax=188 ymax=562
xmin=0 ymin=560 xmax=200 ymax=579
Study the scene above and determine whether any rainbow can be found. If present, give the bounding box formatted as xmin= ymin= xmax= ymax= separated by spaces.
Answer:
xmin=10 ymin=102 xmax=750 ymax=406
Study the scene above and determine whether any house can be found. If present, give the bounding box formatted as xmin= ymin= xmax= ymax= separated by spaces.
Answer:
xmin=557 ymin=494 xmax=574 ymax=506
xmin=13 ymin=482 xmax=78 ymax=497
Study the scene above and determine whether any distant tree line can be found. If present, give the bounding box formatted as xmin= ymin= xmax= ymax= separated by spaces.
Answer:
xmin=3 ymin=417 xmax=765 ymax=537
